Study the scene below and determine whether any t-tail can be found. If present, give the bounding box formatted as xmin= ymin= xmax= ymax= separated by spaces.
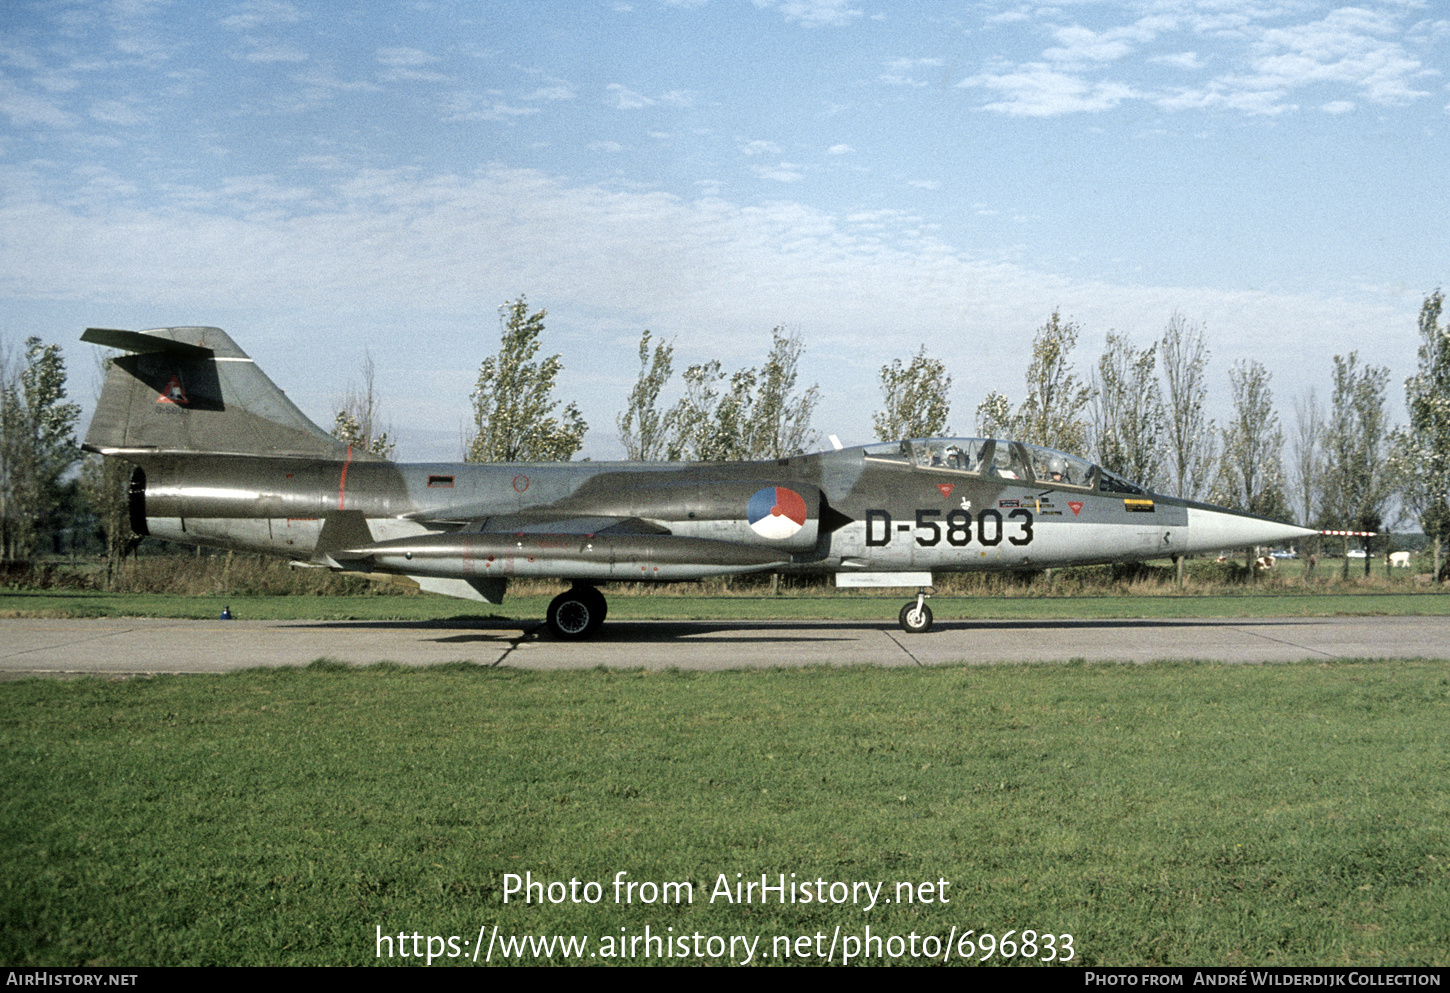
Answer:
xmin=82 ymin=327 xmax=380 ymax=462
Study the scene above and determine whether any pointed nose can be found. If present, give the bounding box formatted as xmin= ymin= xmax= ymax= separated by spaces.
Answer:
xmin=1183 ymin=506 xmax=1318 ymax=555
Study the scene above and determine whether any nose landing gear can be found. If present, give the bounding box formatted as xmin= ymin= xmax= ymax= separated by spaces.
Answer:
xmin=898 ymin=586 xmax=934 ymax=634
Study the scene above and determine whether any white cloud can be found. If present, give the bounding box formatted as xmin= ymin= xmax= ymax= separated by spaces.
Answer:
xmin=1247 ymin=6 xmax=1431 ymax=106
xmin=219 ymin=2 xmax=302 ymax=32
xmin=740 ymin=139 xmax=781 ymax=156
xmin=293 ymin=69 xmax=382 ymax=94
xmin=827 ymin=143 xmax=853 ymax=154
xmin=442 ymin=92 xmax=538 ymax=122
xmin=376 ymin=47 xmax=439 ymax=67
xmin=960 ymin=66 xmax=1137 ymax=116
xmin=243 ymin=42 xmax=308 ymax=63
xmin=0 ymin=77 xmax=79 ymax=129
xmin=1043 ymin=23 xmax=1158 ymax=65
xmin=751 ymin=161 xmax=804 ymax=181
xmin=527 ymin=85 xmax=576 ymax=101
xmin=89 ymin=98 xmax=148 ymax=126
xmin=606 ymin=83 xmax=652 ymax=109
xmin=1321 ymin=99 xmax=1355 ymax=113
xmin=752 ymin=0 xmax=862 ymax=28
xmin=881 ymin=56 xmax=943 ymax=86
xmin=960 ymin=3 xmax=1434 ymax=117
xmin=985 ymin=8 xmax=1031 ymax=28
xmin=1151 ymin=52 xmax=1204 ymax=70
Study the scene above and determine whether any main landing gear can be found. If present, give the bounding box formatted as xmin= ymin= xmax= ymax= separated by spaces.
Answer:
xmin=898 ymin=586 xmax=934 ymax=634
xmin=546 ymin=584 xmax=608 ymax=640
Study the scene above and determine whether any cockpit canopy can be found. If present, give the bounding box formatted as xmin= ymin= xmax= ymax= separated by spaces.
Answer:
xmin=862 ymin=437 xmax=1147 ymax=495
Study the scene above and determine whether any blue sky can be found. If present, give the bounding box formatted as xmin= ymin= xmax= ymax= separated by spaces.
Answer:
xmin=1 ymin=0 xmax=1445 ymax=461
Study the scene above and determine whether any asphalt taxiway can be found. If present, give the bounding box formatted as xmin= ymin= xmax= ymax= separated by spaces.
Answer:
xmin=1 ymin=614 xmax=1447 ymax=677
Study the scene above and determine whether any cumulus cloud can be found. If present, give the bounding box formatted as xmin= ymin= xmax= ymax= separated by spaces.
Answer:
xmin=960 ymin=66 xmax=1137 ymax=116
xmin=219 ymin=2 xmax=302 ymax=32
xmin=606 ymin=83 xmax=653 ymax=109
xmin=959 ymin=2 xmax=1434 ymax=117
xmin=442 ymin=92 xmax=538 ymax=122
xmin=752 ymin=0 xmax=862 ymax=28
xmin=376 ymin=47 xmax=438 ymax=67
xmin=242 ymin=42 xmax=308 ymax=63
xmin=750 ymin=161 xmax=804 ymax=181
xmin=881 ymin=57 xmax=943 ymax=86
xmin=0 ymin=76 xmax=80 ymax=128
xmin=527 ymin=84 xmax=576 ymax=101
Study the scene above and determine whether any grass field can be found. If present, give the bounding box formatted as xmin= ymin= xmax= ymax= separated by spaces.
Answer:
xmin=4 ymin=586 xmax=1450 ymax=623
xmin=2 ymin=657 xmax=1448 ymax=967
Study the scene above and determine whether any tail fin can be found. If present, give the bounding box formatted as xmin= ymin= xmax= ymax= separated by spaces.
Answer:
xmin=82 ymin=327 xmax=379 ymax=461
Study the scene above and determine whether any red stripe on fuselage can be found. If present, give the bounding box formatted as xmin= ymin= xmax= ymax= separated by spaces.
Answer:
xmin=338 ymin=445 xmax=353 ymax=510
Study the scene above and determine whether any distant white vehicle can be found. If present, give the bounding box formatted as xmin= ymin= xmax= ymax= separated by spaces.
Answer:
xmin=1347 ymin=549 xmax=1368 ymax=559
xmin=1270 ymin=550 xmax=1297 ymax=559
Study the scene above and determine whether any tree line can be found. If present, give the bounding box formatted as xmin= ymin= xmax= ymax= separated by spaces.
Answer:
xmin=2 ymin=291 xmax=1447 ymax=582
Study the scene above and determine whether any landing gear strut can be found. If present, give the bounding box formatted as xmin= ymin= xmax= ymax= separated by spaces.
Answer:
xmin=546 ymin=584 xmax=608 ymax=640
xmin=898 ymin=586 xmax=934 ymax=634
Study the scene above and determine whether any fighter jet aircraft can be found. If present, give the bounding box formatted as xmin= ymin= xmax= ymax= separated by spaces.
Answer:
xmin=81 ymin=326 xmax=1317 ymax=638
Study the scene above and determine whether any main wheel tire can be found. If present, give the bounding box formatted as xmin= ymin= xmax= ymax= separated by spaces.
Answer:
xmin=582 ymin=585 xmax=607 ymax=626
xmin=898 ymin=601 xmax=933 ymax=634
xmin=546 ymin=587 xmax=607 ymax=639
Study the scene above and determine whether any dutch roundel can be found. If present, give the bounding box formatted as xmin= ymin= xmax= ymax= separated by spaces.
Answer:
xmin=747 ymin=486 xmax=808 ymax=540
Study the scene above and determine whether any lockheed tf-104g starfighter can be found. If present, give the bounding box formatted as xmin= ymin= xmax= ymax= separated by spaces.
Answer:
xmin=81 ymin=327 xmax=1316 ymax=638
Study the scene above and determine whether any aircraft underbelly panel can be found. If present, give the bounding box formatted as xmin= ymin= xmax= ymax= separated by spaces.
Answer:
xmin=147 ymin=517 xmax=325 ymax=557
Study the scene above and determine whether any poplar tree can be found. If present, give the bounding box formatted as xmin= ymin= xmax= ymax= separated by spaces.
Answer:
xmin=466 ymin=297 xmax=587 ymax=462
xmin=1160 ymin=313 xmax=1214 ymax=501
xmin=1320 ymin=353 xmax=1392 ymax=576
xmin=1290 ymin=389 xmax=1325 ymax=535
xmin=1093 ymin=332 xmax=1165 ymax=490
xmin=663 ymin=360 xmax=723 ymax=461
xmin=1389 ymin=290 xmax=1450 ymax=580
xmin=0 ymin=337 xmax=81 ymax=559
xmin=617 ymin=330 xmax=674 ymax=460
xmin=331 ymin=350 xmax=395 ymax=459
xmin=662 ymin=327 xmax=819 ymax=461
xmin=1015 ymin=310 xmax=1095 ymax=454
xmin=874 ymin=345 xmax=951 ymax=441
xmin=972 ymin=311 xmax=1093 ymax=452
xmin=1212 ymin=359 xmax=1289 ymax=523
xmin=748 ymin=327 xmax=819 ymax=458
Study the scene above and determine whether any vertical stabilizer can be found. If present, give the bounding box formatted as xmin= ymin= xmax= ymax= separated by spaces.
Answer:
xmin=81 ymin=327 xmax=377 ymax=461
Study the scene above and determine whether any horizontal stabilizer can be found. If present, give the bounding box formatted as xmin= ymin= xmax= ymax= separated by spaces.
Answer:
xmin=83 ymin=328 xmax=215 ymax=358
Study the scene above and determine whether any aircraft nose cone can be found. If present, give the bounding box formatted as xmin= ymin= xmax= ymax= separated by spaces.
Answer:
xmin=1184 ymin=506 xmax=1318 ymax=555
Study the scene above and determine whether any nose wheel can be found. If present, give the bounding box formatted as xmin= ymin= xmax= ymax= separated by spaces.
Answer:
xmin=898 ymin=587 xmax=934 ymax=634
xmin=546 ymin=584 xmax=608 ymax=639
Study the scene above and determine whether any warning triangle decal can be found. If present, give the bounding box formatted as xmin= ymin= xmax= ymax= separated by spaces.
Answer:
xmin=156 ymin=374 xmax=189 ymax=405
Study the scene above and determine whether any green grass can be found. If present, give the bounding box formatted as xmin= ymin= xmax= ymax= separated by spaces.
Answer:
xmin=3 ymin=586 xmax=1449 ymax=623
xmin=3 ymin=660 xmax=1448 ymax=966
